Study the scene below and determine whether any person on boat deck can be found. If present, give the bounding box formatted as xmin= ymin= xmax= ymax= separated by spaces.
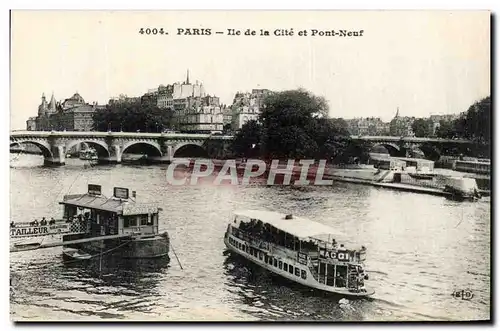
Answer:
xmin=10 ymin=221 xmax=15 ymax=228
xmin=49 ymin=217 xmax=56 ymax=225
xmin=338 ymin=244 xmax=346 ymax=252
xmin=32 ymin=219 xmax=39 ymax=226
xmin=40 ymin=217 xmax=47 ymax=226
xmin=332 ymin=238 xmax=337 ymax=248
xmin=336 ymin=272 xmax=346 ymax=287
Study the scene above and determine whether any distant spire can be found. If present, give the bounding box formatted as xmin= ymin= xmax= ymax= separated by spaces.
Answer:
xmin=49 ymin=92 xmax=56 ymax=110
xmin=186 ymin=69 xmax=190 ymax=85
xmin=395 ymin=107 xmax=400 ymax=118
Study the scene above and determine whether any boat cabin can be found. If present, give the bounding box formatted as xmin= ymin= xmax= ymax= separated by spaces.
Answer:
xmin=60 ymin=184 xmax=160 ymax=239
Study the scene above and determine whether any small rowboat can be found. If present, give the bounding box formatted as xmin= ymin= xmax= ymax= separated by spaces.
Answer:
xmin=63 ymin=248 xmax=92 ymax=260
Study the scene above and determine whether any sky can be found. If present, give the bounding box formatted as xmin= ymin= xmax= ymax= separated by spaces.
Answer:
xmin=10 ymin=10 xmax=491 ymax=130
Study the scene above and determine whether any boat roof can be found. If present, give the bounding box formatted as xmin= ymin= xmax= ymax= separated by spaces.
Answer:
xmin=233 ymin=209 xmax=345 ymax=240
xmin=60 ymin=193 xmax=158 ymax=215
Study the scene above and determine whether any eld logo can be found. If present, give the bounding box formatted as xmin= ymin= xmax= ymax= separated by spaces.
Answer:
xmin=452 ymin=289 xmax=474 ymax=301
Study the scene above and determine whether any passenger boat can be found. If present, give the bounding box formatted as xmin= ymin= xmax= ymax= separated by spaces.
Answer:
xmin=224 ymin=210 xmax=374 ymax=297
xmin=79 ymin=148 xmax=98 ymax=161
xmin=10 ymin=184 xmax=170 ymax=260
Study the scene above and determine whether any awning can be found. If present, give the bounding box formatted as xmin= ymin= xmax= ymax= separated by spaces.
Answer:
xmin=233 ymin=209 xmax=345 ymax=240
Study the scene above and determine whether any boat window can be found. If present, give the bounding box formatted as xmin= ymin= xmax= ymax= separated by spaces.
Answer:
xmin=259 ymin=252 xmax=263 ymax=260
xmin=246 ymin=246 xmax=250 ymax=253
xmin=335 ymin=265 xmax=347 ymax=288
xmin=273 ymin=259 xmax=278 ymax=268
xmin=301 ymin=270 xmax=307 ymax=279
xmin=264 ymin=255 xmax=268 ymax=264
xmin=123 ymin=216 xmax=137 ymax=228
xmin=149 ymin=214 xmax=156 ymax=226
xmin=288 ymin=265 xmax=293 ymax=274
xmin=295 ymin=268 xmax=300 ymax=277
xmin=250 ymin=247 xmax=254 ymax=255
xmin=140 ymin=214 xmax=148 ymax=226
xmin=279 ymin=261 xmax=283 ymax=269
xmin=283 ymin=262 xmax=288 ymax=271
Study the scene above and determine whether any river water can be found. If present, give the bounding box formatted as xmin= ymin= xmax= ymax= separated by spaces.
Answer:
xmin=9 ymin=154 xmax=491 ymax=321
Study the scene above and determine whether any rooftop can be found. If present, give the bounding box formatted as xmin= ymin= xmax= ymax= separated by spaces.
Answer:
xmin=233 ymin=209 xmax=344 ymax=240
xmin=60 ymin=193 xmax=158 ymax=215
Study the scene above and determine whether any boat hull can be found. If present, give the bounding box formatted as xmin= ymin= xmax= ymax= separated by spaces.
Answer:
xmin=223 ymin=236 xmax=374 ymax=298
xmin=63 ymin=233 xmax=170 ymax=259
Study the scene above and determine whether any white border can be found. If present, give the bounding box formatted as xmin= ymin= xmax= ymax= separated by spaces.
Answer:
xmin=2 ymin=1 xmax=498 ymax=330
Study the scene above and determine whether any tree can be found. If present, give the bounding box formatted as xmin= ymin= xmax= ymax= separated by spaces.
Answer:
xmin=259 ymin=89 xmax=347 ymax=159
xmin=460 ymin=96 xmax=491 ymax=143
xmin=411 ymin=118 xmax=433 ymax=137
xmin=435 ymin=120 xmax=456 ymax=138
xmin=232 ymin=120 xmax=262 ymax=158
xmin=92 ymin=101 xmax=174 ymax=132
xmin=222 ymin=123 xmax=232 ymax=134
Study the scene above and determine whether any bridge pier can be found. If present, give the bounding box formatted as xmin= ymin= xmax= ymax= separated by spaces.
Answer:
xmin=44 ymin=145 xmax=66 ymax=166
xmin=100 ymin=145 xmax=122 ymax=164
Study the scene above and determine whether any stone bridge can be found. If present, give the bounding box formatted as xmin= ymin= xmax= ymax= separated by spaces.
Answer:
xmin=10 ymin=131 xmax=487 ymax=165
xmin=10 ymin=131 xmax=233 ymax=165
xmin=351 ymin=135 xmax=487 ymax=160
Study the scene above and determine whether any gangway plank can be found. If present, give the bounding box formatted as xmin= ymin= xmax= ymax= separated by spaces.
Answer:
xmin=10 ymin=233 xmax=132 ymax=253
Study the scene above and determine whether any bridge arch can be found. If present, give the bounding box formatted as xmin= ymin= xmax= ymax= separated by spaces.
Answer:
xmin=173 ymin=142 xmax=208 ymax=158
xmin=10 ymin=140 xmax=53 ymax=158
xmin=65 ymin=140 xmax=110 ymax=158
xmin=417 ymin=143 xmax=441 ymax=161
xmin=371 ymin=143 xmax=400 ymax=156
xmin=122 ymin=141 xmax=163 ymax=157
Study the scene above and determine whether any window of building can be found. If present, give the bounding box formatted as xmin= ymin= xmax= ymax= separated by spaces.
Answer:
xmin=140 ymin=214 xmax=148 ymax=226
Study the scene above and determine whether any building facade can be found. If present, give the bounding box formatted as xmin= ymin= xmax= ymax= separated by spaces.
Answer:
xmin=389 ymin=108 xmax=415 ymax=137
xmin=175 ymin=95 xmax=223 ymax=132
xmin=230 ymin=88 xmax=272 ymax=130
xmin=30 ymin=92 xmax=100 ymax=131
xmin=345 ymin=117 xmax=390 ymax=136
xmin=143 ymin=71 xmax=222 ymax=132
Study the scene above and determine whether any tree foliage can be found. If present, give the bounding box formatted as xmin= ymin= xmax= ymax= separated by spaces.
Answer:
xmin=411 ymin=118 xmax=433 ymax=137
xmin=232 ymin=89 xmax=368 ymax=162
xmin=92 ymin=101 xmax=174 ymax=132
xmin=232 ymin=120 xmax=262 ymax=158
xmin=434 ymin=96 xmax=491 ymax=143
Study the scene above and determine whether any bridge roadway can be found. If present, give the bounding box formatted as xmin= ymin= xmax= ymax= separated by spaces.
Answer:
xmin=10 ymin=131 xmax=477 ymax=166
